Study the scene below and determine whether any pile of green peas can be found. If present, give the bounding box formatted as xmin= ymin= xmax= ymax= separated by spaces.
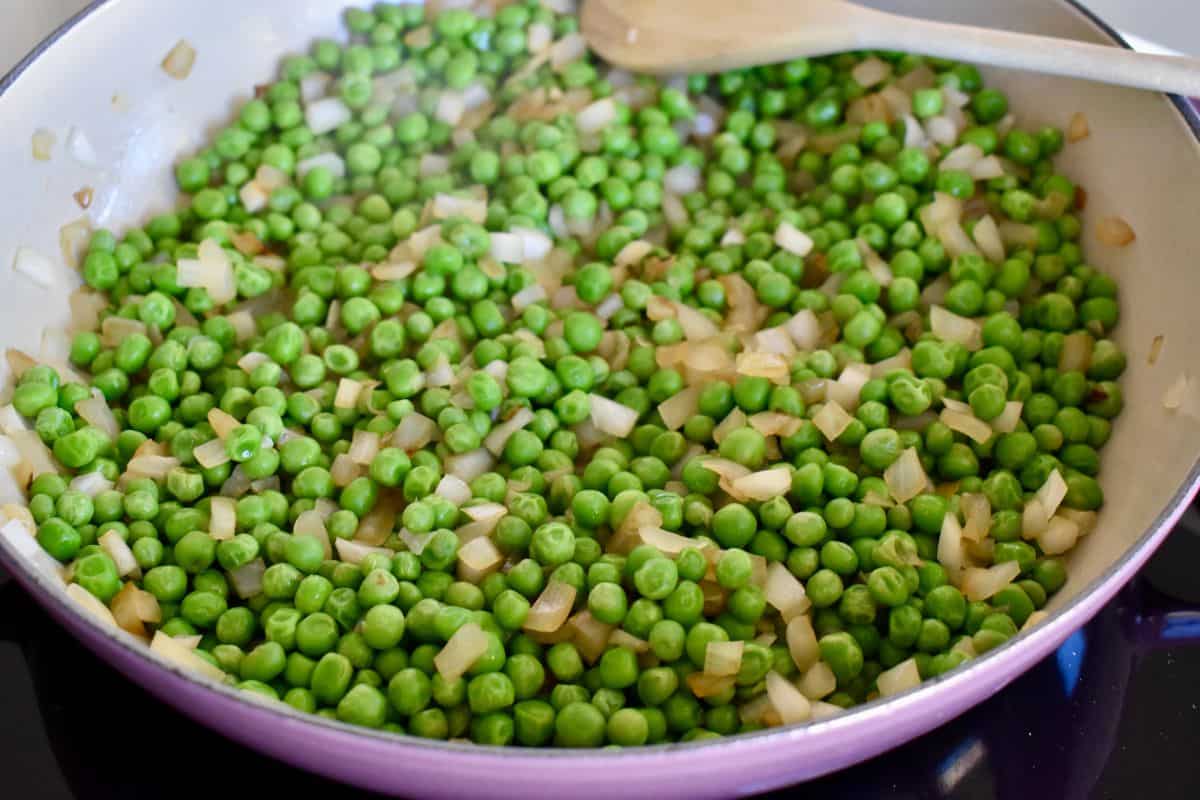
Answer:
xmin=9 ymin=0 xmax=1123 ymax=748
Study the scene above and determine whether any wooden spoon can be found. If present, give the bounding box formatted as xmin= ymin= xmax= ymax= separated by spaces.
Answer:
xmin=581 ymin=0 xmax=1200 ymax=96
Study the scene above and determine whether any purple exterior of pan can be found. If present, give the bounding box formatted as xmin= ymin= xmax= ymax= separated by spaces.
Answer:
xmin=2 ymin=2 xmax=1200 ymax=798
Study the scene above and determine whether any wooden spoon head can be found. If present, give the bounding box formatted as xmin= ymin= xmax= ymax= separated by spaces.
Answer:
xmin=581 ymin=0 xmax=870 ymax=74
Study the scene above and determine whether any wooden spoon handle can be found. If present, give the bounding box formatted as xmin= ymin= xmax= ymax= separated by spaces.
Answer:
xmin=872 ymin=14 xmax=1200 ymax=96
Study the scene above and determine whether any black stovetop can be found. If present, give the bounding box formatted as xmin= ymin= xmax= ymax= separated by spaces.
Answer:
xmin=2 ymin=505 xmax=1198 ymax=800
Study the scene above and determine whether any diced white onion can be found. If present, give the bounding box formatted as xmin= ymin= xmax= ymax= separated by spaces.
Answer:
xmin=798 ymin=661 xmax=837 ymax=700
xmin=161 ymin=40 xmax=196 ymax=80
xmin=877 ymin=657 xmax=921 ymax=697
xmin=851 ymin=56 xmax=892 ymax=88
xmin=392 ymin=412 xmax=439 ymax=451
xmin=305 ymin=97 xmax=352 ymax=135
xmin=940 ymin=408 xmax=993 ymax=445
xmin=938 ymin=511 xmax=964 ymax=574
xmin=991 ymin=401 xmax=1023 ymax=434
xmin=704 ymin=640 xmax=745 ymax=677
xmin=973 ymin=215 xmax=1005 ymax=264
xmin=293 ymin=509 xmax=332 ymax=560
xmin=296 ymin=151 xmax=346 ymax=179
xmin=664 ymin=164 xmax=701 ymax=195
xmin=589 ymin=394 xmax=638 ymax=437
xmin=75 ymin=394 xmax=120 ymax=440
xmin=785 ymin=309 xmax=821 ymax=350
xmin=1038 ymin=516 xmax=1080 ymax=556
xmin=209 ymin=496 xmax=236 ymax=541
xmin=930 ymin=305 xmax=982 ymax=351
xmin=812 ymin=401 xmax=853 ymax=441
xmin=940 ymin=143 xmax=983 ymax=172
xmin=150 ymin=630 xmax=226 ymax=681
xmin=774 ymin=221 xmax=814 ymax=256
xmin=12 ymin=246 xmax=59 ymax=289
xmin=765 ymin=562 xmax=810 ymax=622
xmin=524 ymin=581 xmax=576 ymax=633
xmin=961 ymin=561 xmax=1021 ymax=601
xmin=484 ymin=407 xmax=533 ymax=455
xmin=884 ymin=447 xmax=927 ymax=504
xmin=730 ymin=468 xmax=793 ymax=502
xmin=229 ymin=559 xmax=265 ymax=598
xmin=765 ymin=671 xmax=811 ymax=725
xmin=99 ymin=530 xmax=139 ymax=577
xmin=577 ymin=98 xmax=617 ymax=134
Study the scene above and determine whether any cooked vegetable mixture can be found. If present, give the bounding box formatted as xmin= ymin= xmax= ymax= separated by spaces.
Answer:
xmin=1 ymin=0 xmax=1123 ymax=748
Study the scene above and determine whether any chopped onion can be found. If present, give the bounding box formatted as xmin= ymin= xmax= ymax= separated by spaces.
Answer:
xmin=969 ymin=156 xmax=1007 ymax=180
xmin=851 ymin=56 xmax=892 ymax=88
xmin=99 ymin=529 xmax=139 ymax=577
xmin=293 ymin=509 xmax=332 ymax=560
xmin=59 ymin=215 xmax=93 ymax=268
xmin=765 ymin=562 xmax=811 ymax=622
xmin=425 ymin=358 xmax=454 ymax=388
xmin=331 ymin=539 xmax=390 ymax=567
xmin=511 ymin=284 xmax=548 ymax=312
xmin=938 ymin=511 xmax=965 ymax=575
xmin=229 ymin=559 xmax=265 ymax=599
xmin=730 ymin=468 xmax=793 ymax=502
xmin=736 ymin=351 xmax=790 ymax=385
xmin=747 ymin=411 xmax=803 ymax=438
xmin=209 ymin=496 xmax=236 ymax=540
xmin=151 ymin=630 xmax=226 ymax=681
xmin=484 ymin=407 xmax=533 ymax=455
xmin=431 ymin=192 xmax=487 ymax=225
xmin=812 ymin=401 xmax=853 ymax=442
xmin=110 ymin=583 xmax=161 ymax=637
xmin=64 ymin=583 xmax=117 ymax=629
xmin=877 ymin=658 xmax=921 ymax=697
xmin=296 ymin=151 xmax=346 ymax=179
xmin=446 ymin=448 xmax=495 ymax=483
xmin=973 ymin=215 xmax=1005 ymax=263
xmin=392 ymin=412 xmax=438 ymax=452
xmin=637 ymin=527 xmax=701 ymax=558
xmin=1022 ymin=498 xmax=1051 ymax=540
xmin=902 ymin=113 xmax=927 ymax=148
xmin=991 ymin=401 xmax=1024 ymax=434
xmin=1035 ymin=469 xmax=1069 ymax=519
xmin=589 ymin=394 xmax=638 ymax=437
xmin=961 ymin=561 xmax=1021 ymax=601
xmin=74 ymin=394 xmax=119 ymax=440
xmin=711 ymin=408 xmax=747 ymax=446
xmin=940 ymin=409 xmax=993 ymax=444
xmin=435 ymin=90 xmax=467 ymax=125
xmin=785 ymin=309 xmax=821 ymax=350
xmin=1038 ymin=516 xmax=1080 ymax=556
xmin=577 ymin=98 xmax=617 ymax=134
xmin=122 ymin=454 xmax=179 ymax=481
xmin=12 ymin=246 xmax=60 ymax=289
xmin=32 ymin=128 xmax=55 ymax=161
xmin=658 ymin=386 xmax=701 ymax=431
xmin=704 ymin=640 xmax=745 ymax=677
xmin=330 ymin=453 xmax=361 ymax=487
xmin=1067 ymin=111 xmax=1090 ymax=143
xmin=925 ymin=115 xmax=958 ymax=146
xmin=70 ymin=472 xmax=113 ymax=498
xmin=176 ymin=239 xmax=237 ymax=305
xmin=940 ymin=143 xmax=983 ymax=172
xmin=305 ymin=97 xmax=352 ymax=135
xmin=672 ymin=302 xmax=720 ymax=341
xmin=930 ymin=306 xmax=982 ymax=351
xmin=799 ymin=661 xmax=837 ymax=700
xmin=568 ymin=611 xmax=615 ymax=664
xmin=883 ymin=447 xmax=927 ymax=504
xmin=774 ymin=221 xmax=814 ymax=256
xmin=206 ymin=408 xmax=238 ymax=440
xmin=524 ymin=581 xmax=576 ymax=633
xmin=1059 ymin=332 xmax=1094 ymax=373
xmin=435 ymin=622 xmax=490 ymax=682
xmin=1059 ymin=507 xmax=1099 ymax=536
xmin=193 ymin=438 xmax=230 ymax=469
xmin=1097 ymin=216 xmax=1135 ymax=247
xmin=161 ymin=39 xmax=196 ymax=80
xmin=9 ymin=429 xmax=57 ymax=481
xmin=961 ymin=493 xmax=992 ymax=542
xmin=434 ymin=474 xmax=471 ymax=506
xmin=526 ymin=21 xmax=553 ymax=52
xmin=687 ymin=671 xmax=736 ymax=699
xmin=345 ymin=430 xmax=380 ymax=466
xmin=333 ymin=378 xmax=364 ymax=410
xmin=664 ymin=164 xmax=701 ymax=195
xmin=609 ymin=629 xmax=649 ymax=654
xmin=765 ymin=671 xmax=811 ymax=725
xmin=98 ymin=316 xmax=146 ymax=349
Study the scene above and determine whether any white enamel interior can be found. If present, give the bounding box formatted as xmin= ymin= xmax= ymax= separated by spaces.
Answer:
xmin=0 ymin=0 xmax=1197 ymax=743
